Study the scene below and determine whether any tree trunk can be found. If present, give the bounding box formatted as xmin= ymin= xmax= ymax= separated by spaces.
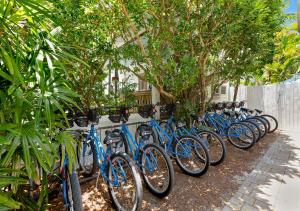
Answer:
xmin=199 ymin=73 xmax=206 ymax=115
xmin=233 ymin=79 xmax=240 ymax=102
xmin=197 ymin=55 xmax=208 ymax=115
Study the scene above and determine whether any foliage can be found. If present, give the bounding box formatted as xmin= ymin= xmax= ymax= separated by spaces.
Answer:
xmin=261 ymin=24 xmax=300 ymax=83
xmin=0 ymin=0 xmax=79 ymax=209
xmin=53 ymin=0 xmax=127 ymax=108
xmin=109 ymin=0 xmax=286 ymax=113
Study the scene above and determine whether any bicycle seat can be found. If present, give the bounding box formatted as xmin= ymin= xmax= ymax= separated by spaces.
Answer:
xmin=240 ymin=107 xmax=249 ymax=112
xmin=255 ymin=109 xmax=263 ymax=114
xmin=103 ymin=131 xmax=123 ymax=145
xmin=137 ymin=125 xmax=153 ymax=138
xmin=224 ymin=111 xmax=236 ymax=118
xmin=176 ymin=121 xmax=186 ymax=128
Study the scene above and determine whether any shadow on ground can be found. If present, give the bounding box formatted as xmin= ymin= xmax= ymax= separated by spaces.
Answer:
xmin=223 ymin=131 xmax=300 ymax=211
xmin=49 ymin=132 xmax=281 ymax=211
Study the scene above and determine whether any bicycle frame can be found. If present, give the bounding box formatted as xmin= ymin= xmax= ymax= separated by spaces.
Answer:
xmin=61 ymin=153 xmax=70 ymax=207
xmin=148 ymin=118 xmax=192 ymax=158
xmin=84 ymin=124 xmax=126 ymax=186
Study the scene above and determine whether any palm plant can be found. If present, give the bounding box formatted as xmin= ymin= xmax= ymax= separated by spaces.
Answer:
xmin=0 ymin=1 xmax=80 ymax=209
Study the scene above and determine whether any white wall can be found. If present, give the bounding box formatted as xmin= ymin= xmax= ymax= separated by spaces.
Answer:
xmin=232 ymin=79 xmax=300 ymax=130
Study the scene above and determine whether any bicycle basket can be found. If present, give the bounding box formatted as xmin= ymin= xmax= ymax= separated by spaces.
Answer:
xmin=75 ymin=116 xmax=88 ymax=127
xmin=225 ymin=102 xmax=233 ymax=109
xmin=233 ymin=101 xmax=240 ymax=108
xmin=239 ymin=101 xmax=245 ymax=107
xmin=138 ymin=104 xmax=154 ymax=118
xmin=108 ymin=108 xmax=122 ymax=123
xmin=87 ymin=108 xmax=100 ymax=123
xmin=215 ymin=102 xmax=225 ymax=110
xmin=120 ymin=107 xmax=130 ymax=122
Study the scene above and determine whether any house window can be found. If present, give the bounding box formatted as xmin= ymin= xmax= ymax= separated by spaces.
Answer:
xmin=221 ymin=86 xmax=227 ymax=95
xmin=138 ymin=79 xmax=148 ymax=90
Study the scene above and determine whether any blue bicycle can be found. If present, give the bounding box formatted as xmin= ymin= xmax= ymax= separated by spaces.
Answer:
xmin=75 ymin=109 xmax=143 ymax=211
xmin=106 ymin=106 xmax=174 ymax=198
xmin=204 ymin=104 xmax=255 ymax=149
xmin=174 ymin=113 xmax=227 ymax=166
xmin=136 ymin=104 xmax=210 ymax=177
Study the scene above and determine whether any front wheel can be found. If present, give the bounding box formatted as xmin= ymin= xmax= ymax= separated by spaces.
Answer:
xmin=174 ymin=135 xmax=210 ymax=177
xmin=107 ymin=152 xmax=143 ymax=211
xmin=139 ymin=143 xmax=174 ymax=197
xmin=196 ymin=130 xmax=226 ymax=166
xmin=227 ymin=122 xmax=255 ymax=150
xmin=66 ymin=171 xmax=83 ymax=211
xmin=242 ymin=120 xmax=261 ymax=142
xmin=261 ymin=114 xmax=278 ymax=133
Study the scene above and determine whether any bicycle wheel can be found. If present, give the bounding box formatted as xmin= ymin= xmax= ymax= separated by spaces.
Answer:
xmin=227 ymin=122 xmax=255 ymax=149
xmin=135 ymin=124 xmax=157 ymax=145
xmin=242 ymin=120 xmax=261 ymax=142
xmin=77 ymin=139 xmax=98 ymax=177
xmin=196 ymin=130 xmax=226 ymax=165
xmin=248 ymin=117 xmax=267 ymax=139
xmin=139 ymin=143 xmax=174 ymax=197
xmin=107 ymin=152 xmax=143 ymax=211
xmin=66 ymin=170 xmax=83 ymax=211
xmin=174 ymin=135 xmax=210 ymax=176
xmin=159 ymin=121 xmax=173 ymax=137
xmin=261 ymin=114 xmax=278 ymax=133
xmin=256 ymin=116 xmax=270 ymax=135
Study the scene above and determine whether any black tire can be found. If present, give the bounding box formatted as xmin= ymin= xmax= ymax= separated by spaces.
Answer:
xmin=248 ymin=117 xmax=268 ymax=139
xmin=242 ymin=120 xmax=261 ymax=142
xmin=77 ymin=139 xmax=98 ymax=177
xmin=227 ymin=122 xmax=255 ymax=149
xmin=196 ymin=130 xmax=226 ymax=166
xmin=106 ymin=152 xmax=143 ymax=211
xmin=139 ymin=143 xmax=174 ymax=197
xmin=256 ymin=116 xmax=270 ymax=135
xmin=174 ymin=135 xmax=210 ymax=177
xmin=261 ymin=114 xmax=278 ymax=133
xmin=67 ymin=171 xmax=83 ymax=211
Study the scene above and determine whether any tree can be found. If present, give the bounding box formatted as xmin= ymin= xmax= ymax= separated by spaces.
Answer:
xmin=0 ymin=1 xmax=78 ymax=209
xmin=262 ymin=24 xmax=300 ymax=83
xmin=110 ymin=0 xmax=285 ymax=113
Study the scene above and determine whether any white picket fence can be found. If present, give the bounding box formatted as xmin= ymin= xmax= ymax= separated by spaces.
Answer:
xmin=231 ymin=79 xmax=300 ymax=130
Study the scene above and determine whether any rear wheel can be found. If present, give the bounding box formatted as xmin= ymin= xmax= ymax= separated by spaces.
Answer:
xmin=196 ymin=130 xmax=226 ymax=165
xmin=139 ymin=143 xmax=174 ymax=197
xmin=174 ymin=135 xmax=210 ymax=176
xmin=67 ymin=171 xmax=83 ymax=211
xmin=227 ymin=122 xmax=255 ymax=149
xmin=107 ymin=152 xmax=143 ymax=211
xmin=77 ymin=139 xmax=98 ymax=177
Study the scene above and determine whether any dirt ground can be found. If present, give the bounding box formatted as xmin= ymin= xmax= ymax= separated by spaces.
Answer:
xmin=49 ymin=132 xmax=278 ymax=211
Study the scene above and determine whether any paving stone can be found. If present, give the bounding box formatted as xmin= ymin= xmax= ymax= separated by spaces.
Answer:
xmin=254 ymin=199 xmax=271 ymax=210
xmin=222 ymin=131 xmax=300 ymax=211
xmin=227 ymin=197 xmax=244 ymax=210
xmin=222 ymin=205 xmax=233 ymax=211
xmin=241 ymin=202 xmax=259 ymax=211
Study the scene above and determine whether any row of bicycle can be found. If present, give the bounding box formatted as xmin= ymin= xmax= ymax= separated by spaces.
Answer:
xmin=59 ymin=101 xmax=278 ymax=211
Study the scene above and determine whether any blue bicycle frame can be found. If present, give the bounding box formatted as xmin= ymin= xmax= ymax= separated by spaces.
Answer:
xmin=120 ymin=123 xmax=159 ymax=173
xmin=148 ymin=118 xmax=193 ymax=158
xmin=83 ymin=124 xmax=127 ymax=186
